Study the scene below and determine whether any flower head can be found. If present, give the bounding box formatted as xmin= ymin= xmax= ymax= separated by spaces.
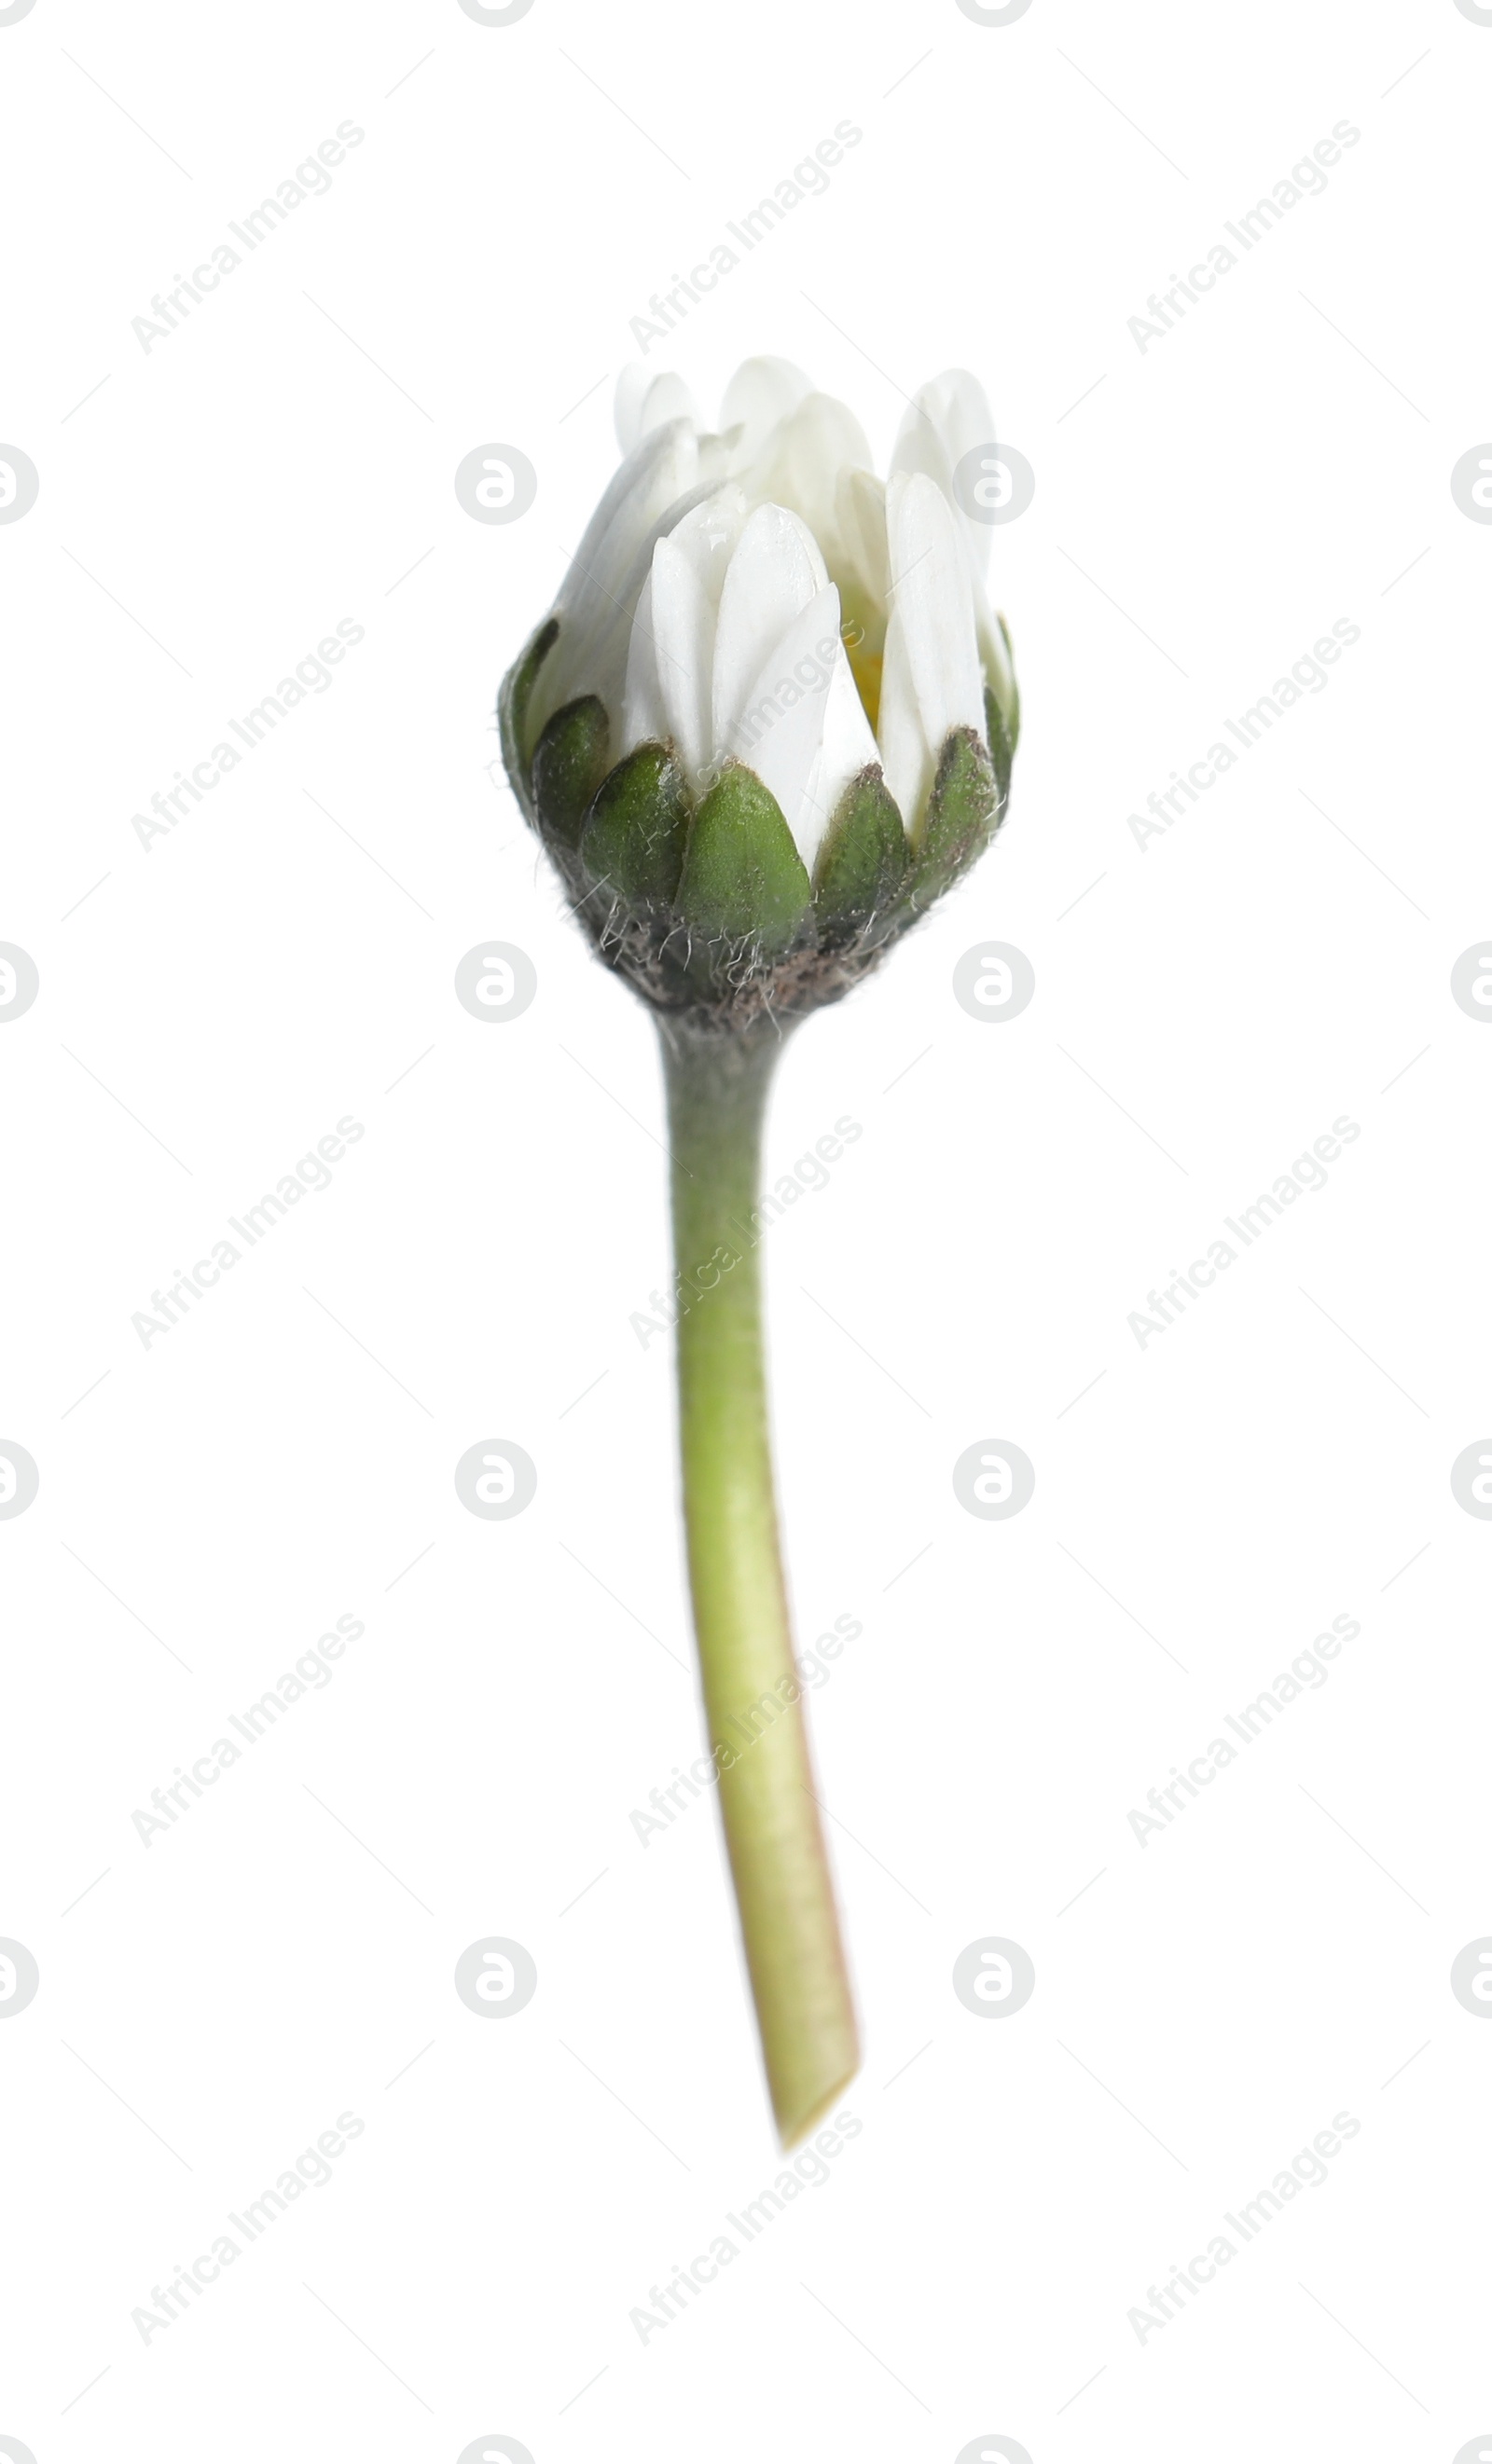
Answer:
xmin=500 ymin=358 xmax=1019 ymax=1025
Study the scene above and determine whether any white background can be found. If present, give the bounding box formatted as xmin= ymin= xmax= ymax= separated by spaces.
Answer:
xmin=3 ymin=0 xmax=1490 ymax=2457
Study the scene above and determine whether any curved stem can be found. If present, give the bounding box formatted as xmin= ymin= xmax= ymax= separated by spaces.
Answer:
xmin=659 ymin=1014 xmax=860 ymax=2146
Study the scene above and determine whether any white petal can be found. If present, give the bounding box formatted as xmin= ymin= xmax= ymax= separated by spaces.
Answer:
xmin=719 ymin=357 xmax=813 ymax=466
xmin=613 ymin=489 xmax=745 ymax=762
xmin=892 ymin=368 xmax=999 ymax=576
xmin=897 ymin=369 xmax=993 ymax=475
xmin=648 ymin=533 xmax=717 ymax=787
xmin=620 ymin=567 xmax=668 ymax=750
xmin=885 ymin=472 xmax=985 ymax=754
xmin=836 ymin=465 xmax=891 ymax=611
xmin=876 ymin=607 xmax=931 ymax=841
xmin=797 ymin=645 xmax=883 ymax=874
xmin=615 ymin=365 xmax=700 ymax=454
xmin=659 ymin=486 xmax=747 ymax=607
xmin=614 ymin=365 xmax=653 ymax=454
xmin=639 ymin=372 xmax=699 ymax=443
xmin=556 ymin=420 xmax=696 ymax=624
xmin=534 ymin=420 xmax=701 ymax=733
xmin=710 ymin=503 xmax=827 ymax=754
xmin=554 ymin=471 xmax=738 ymax=738
xmin=693 ymin=429 xmax=736 ymax=492
xmin=732 ymin=587 xmax=846 ymax=865
xmin=970 ymin=565 xmax=1015 ymax=717
xmin=750 ymin=392 xmax=875 ymax=568
xmin=814 ymin=647 xmax=880 ymax=825
xmin=889 ymin=391 xmax=956 ymax=500
xmin=891 ymin=380 xmax=1013 ymax=715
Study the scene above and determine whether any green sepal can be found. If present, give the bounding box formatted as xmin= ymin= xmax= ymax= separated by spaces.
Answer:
xmin=812 ymin=765 xmax=907 ymax=943
xmin=498 ymin=616 xmax=558 ymax=818
xmin=580 ymin=742 xmax=692 ymax=907
xmin=674 ymin=764 xmax=811 ymax=956
xmin=902 ymin=726 xmax=1000 ymax=914
xmin=978 ymin=612 xmax=1020 ymax=810
xmin=984 ymin=683 xmax=1017 ymax=810
xmin=531 ymin=695 xmax=610 ymax=850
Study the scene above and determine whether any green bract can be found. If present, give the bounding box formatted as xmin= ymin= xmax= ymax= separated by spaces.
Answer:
xmin=498 ymin=617 xmax=1017 ymax=1027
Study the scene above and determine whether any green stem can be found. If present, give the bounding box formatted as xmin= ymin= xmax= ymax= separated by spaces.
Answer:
xmin=659 ymin=1014 xmax=860 ymax=2145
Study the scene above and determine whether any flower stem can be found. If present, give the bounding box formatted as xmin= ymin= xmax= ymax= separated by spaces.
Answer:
xmin=659 ymin=1014 xmax=860 ymax=2146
